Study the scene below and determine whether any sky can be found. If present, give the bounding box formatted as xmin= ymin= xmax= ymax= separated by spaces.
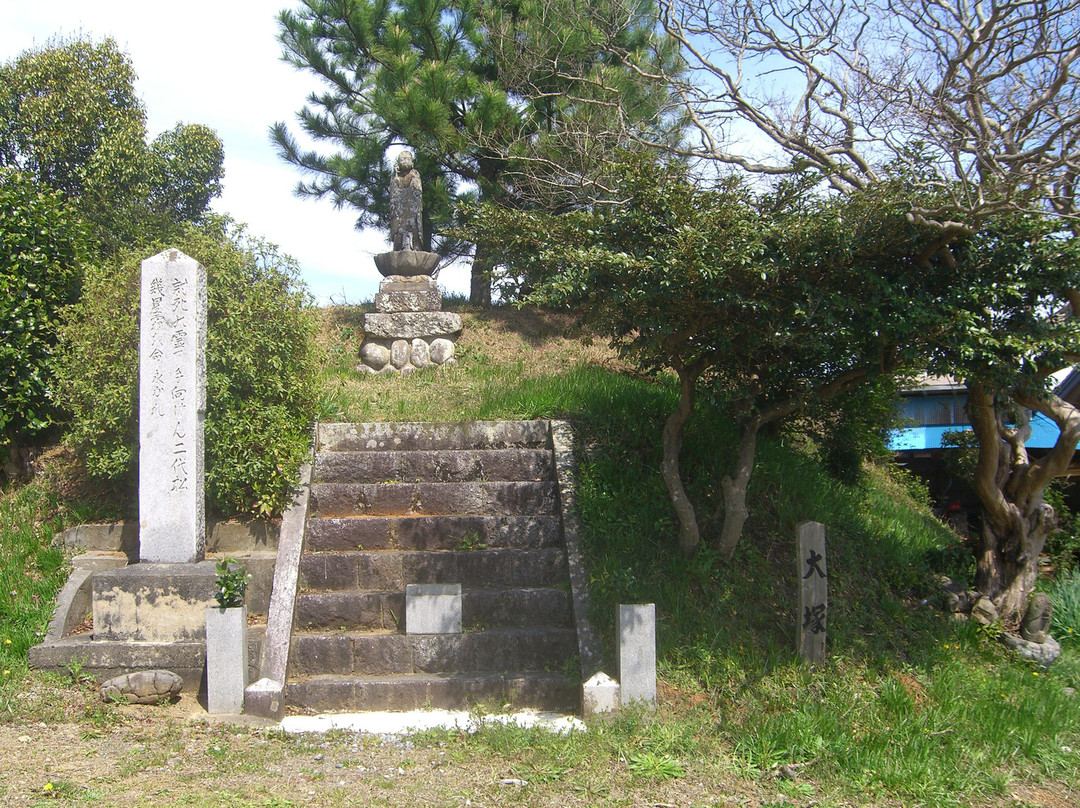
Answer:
xmin=0 ymin=1 xmax=473 ymax=304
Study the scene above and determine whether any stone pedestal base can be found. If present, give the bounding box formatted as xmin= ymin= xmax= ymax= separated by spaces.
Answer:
xmin=359 ymin=274 xmax=463 ymax=375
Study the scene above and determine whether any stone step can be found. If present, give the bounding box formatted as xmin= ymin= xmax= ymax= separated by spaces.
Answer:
xmin=313 ymin=448 xmax=554 ymax=485
xmin=317 ymin=421 xmax=551 ymax=453
xmin=289 ymin=628 xmax=578 ymax=676
xmin=309 ymin=481 xmax=559 ymax=518
xmin=299 ymin=548 xmax=569 ymax=592
xmin=286 ymin=671 xmax=579 ymax=713
xmin=305 ymin=515 xmax=563 ymax=553
xmin=295 ymin=586 xmax=572 ymax=631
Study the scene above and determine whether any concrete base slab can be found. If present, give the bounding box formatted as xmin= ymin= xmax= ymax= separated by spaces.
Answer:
xmin=280 ymin=708 xmax=585 ymax=735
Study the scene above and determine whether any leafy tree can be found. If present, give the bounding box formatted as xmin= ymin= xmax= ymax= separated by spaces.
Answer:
xmin=472 ymin=158 xmax=973 ymax=555
xmin=55 ymin=220 xmax=318 ymax=516
xmin=0 ymin=169 xmax=86 ymax=479
xmin=556 ymin=0 xmax=1080 ymax=620
xmin=272 ymin=0 xmax=681 ymax=303
xmin=0 ymin=37 xmax=224 ymax=253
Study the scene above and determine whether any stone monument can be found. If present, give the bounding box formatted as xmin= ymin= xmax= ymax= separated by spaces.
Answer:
xmin=359 ymin=149 xmax=462 ymax=375
xmin=139 ymin=249 xmax=206 ymax=563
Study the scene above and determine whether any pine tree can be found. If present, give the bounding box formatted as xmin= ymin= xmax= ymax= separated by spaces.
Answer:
xmin=272 ymin=0 xmax=682 ymax=304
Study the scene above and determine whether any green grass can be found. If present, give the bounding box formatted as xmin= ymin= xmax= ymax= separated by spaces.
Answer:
xmin=2 ymin=303 xmax=1079 ymax=806
xmin=1047 ymin=568 xmax=1080 ymax=645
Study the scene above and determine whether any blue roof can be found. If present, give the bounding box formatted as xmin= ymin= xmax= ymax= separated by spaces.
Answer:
xmin=889 ymin=413 xmax=1061 ymax=451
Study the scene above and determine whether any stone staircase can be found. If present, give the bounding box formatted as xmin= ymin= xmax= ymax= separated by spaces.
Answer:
xmin=283 ymin=421 xmax=586 ymax=713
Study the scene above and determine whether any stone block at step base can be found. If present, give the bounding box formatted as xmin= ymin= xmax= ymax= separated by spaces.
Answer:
xmin=363 ymin=312 xmax=462 ymax=340
xmin=93 ymin=561 xmax=218 ymax=642
xmin=100 ymin=669 xmax=184 ymax=704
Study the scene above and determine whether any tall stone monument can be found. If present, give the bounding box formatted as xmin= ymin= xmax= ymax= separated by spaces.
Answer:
xmin=359 ymin=149 xmax=462 ymax=375
xmin=139 ymin=249 xmax=206 ymax=563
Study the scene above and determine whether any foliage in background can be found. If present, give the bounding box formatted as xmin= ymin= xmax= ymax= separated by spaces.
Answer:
xmin=0 ymin=169 xmax=86 ymax=477
xmin=54 ymin=221 xmax=318 ymax=516
xmin=470 ymin=157 xmax=979 ymax=559
xmin=273 ymin=0 xmax=682 ymax=303
xmin=0 ymin=36 xmax=224 ymax=254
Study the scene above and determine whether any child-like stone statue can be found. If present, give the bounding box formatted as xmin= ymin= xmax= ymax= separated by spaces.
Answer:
xmin=390 ymin=149 xmax=423 ymax=251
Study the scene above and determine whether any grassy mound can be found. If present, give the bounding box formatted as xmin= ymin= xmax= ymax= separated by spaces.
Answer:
xmin=2 ymin=304 xmax=1079 ymax=806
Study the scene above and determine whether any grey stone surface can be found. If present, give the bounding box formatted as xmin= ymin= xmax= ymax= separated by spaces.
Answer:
xmin=206 ymin=605 xmax=249 ymax=713
xmin=313 ymin=448 xmax=554 ymax=485
xmin=411 ymin=338 xmax=431 ymax=367
xmin=100 ymin=669 xmax=183 ymax=704
xmin=582 ymin=671 xmax=620 ymax=716
xmin=972 ymin=596 xmax=1000 ymax=626
xmin=42 ymin=554 xmax=127 ymax=644
xmin=406 ymin=583 xmax=463 ymax=634
xmin=430 ymin=338 xmax=455 ymax=364
xmin=1001 ymin=632 xmax=1061 ymax=668
xmin=550 ymin=420 xmax=603 ymax=681
xmin=374 ymin=250 xmax=440 ymax=277
xmin=93 ymin=561 xmax=218 ymax=642
xmin=377 ymin=288 xmax=442 ymax=313
xmin=360 ymin=342 xmax=391 ymax=370
xmin=1021 ymin=593 xmax=1053 ymax=643
xmin=618 ymin=604 xmax=656 ymax=706
xmin=390 ymin=339 xmax=410 ymax=369
xmin=317 ymin=421 xmax=551 ymax=453
xmin=364 ymin=312 xmax=463 ymax=340
xmin=381 ymin=275 xmax=438 ymax=291
xmin=139 ymin=249 xmax=206 ymax=564
xmin=797 ymin=521 xmax=828 ymax=665
xmin=29 ymin=630 xmax=264 ymax=687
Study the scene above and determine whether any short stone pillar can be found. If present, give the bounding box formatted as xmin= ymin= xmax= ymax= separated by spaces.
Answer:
xmin=618 ymin=604 xmax=656 ymax=706
xmin=406 ymin=583 xmax=463 ymax=634
xmin=797 ymin=521 xmax=828 ymax=665
xmin=138 ymin=249 xmax=206 ymax=563
xmin=206 ymin=605 xmax=248 ymax=714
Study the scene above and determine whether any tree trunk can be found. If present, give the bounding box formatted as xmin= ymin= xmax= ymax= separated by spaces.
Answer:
xmin=977 ymin=505 xmax=1052 ymax=623
xmin=662 ymin=365 xmax=701 ymax=555
xmin=715 ymin=415 xmax=760 ymax=560
xmin=470 ymin=241 xmax=493 ymax=307
xmin=967 ymin=380 xmax=1080 ymax=623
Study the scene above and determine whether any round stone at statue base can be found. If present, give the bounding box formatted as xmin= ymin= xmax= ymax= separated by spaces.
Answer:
xmin=358 ymin=333 xmax=460 ymax=376
xmin=374 ymin=250 xmax=440 ymax=277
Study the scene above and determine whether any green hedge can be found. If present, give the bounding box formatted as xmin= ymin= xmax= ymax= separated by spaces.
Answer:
xmin=55 ymin=220 xmax=318 ymax=516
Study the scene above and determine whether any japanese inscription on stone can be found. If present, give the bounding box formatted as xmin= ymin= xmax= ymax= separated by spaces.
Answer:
xmin=139 ymin=249 xmax=206 ymax=563
xmin=797 ymin=521 xmax=828 ymax=665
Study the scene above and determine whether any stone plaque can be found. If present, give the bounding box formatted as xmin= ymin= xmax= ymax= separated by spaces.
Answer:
xmin=139 ymin=249 xmax=206 ymax=563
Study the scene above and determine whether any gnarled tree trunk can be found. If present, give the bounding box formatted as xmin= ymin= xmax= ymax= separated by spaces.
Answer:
xmin=968 ymin=380 xmax=1080 ymax=622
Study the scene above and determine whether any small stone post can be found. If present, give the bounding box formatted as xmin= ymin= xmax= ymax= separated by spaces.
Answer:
xmin=797 ymin=521 xmax=828 ymax=665
xmin=206 ymin=605 xmax=248 ymax=713
xmin=138 ymin=249 xmax=207 ymax=563
xmin=618 ymin=603 xmax=656 ymax=706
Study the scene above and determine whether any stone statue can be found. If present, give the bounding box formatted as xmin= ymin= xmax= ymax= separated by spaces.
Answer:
xmin=390 ymin=150 xmax=423 ymax=251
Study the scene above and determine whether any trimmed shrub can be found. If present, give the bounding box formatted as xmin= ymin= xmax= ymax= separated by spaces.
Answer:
xmin=55 ymin=219 xmax=317 ymax=516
